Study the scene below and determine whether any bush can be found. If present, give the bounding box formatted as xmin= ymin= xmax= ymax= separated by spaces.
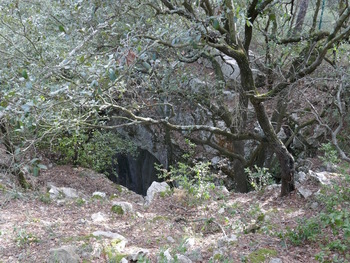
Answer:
xmin=244 ymin=165 xmax=274 ymax=191
xmin=47 ymin=130 xmax=136 ymax=176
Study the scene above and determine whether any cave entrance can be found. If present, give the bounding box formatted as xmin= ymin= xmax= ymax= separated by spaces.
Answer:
xmin=109 ymin=148 xmax=163 ymax=196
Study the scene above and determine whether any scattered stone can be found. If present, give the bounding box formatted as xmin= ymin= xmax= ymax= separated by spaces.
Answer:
xmin=309 ymin=170 xmax=331 ymax=185
xmin=127 ymin=248 xmax=150 ymax=261
xmin=163 ymin=248 xmax=174 ymax=262
xmin=48 ymin=185 xmax=78 ymax=199
xmin=111 ymin=201 xmax=133 ymax=214
xmin=120 ymin=258 xmax=128 ymax=263
xmin=269 ymin=258 xmax=283 ymax=263
xmin=217 ymin=234 xmax=238 ymax=247
xmin=218 ymin=207 xmax=225 ymax=214
xmin=145 ymin=181 xmax=170 ymax=204
xmin=92 ymin=231 xmax=126 ymax=241
xmin=92 ymin=191 xmax=106 ymax=199
xmin=297 ymin=186 xmax=313 ymax=199
xmin=60 ymin=187 xmax=79 ymax=198
xmin=48 ymin=185 xmax=60 ymax=199
xmin=167 ymin=236 xmax=175 ymax=243
xmin=48 ymin=246 xmax=80 ymax=263
xmin=91 ymin=212 xmax=108 ymax=222
xmin=218 ymin=185 xmax=230 ymax=195
xmin=310 ymin=202 xmax=319 ymax=210
xmin=295 ymin=171 xmax=307 ymax=183
xmin=211 ymin=156 xmax=221 ymax=166
xmin=184 ymin=238 xmax=195 ymax=249
xmin=175 ymin=254 xmax=193 ymax=263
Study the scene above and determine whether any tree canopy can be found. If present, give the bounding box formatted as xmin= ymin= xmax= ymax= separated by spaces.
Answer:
xmin=0 ymin=0 xmax=349 ymax=195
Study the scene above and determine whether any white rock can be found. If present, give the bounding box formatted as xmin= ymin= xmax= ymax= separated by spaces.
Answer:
xmin=120 ymin=258 xmax=128 ymax=263
xmin=167 ymin=236 xmax=175 ymax=243
xmin=269 ymin=258 xmax=283 ymax=263
xmin=164 ymin=248 xmax=174 ymax=262
xmin=217 ymin=185 xmax=230 ymax=196
xmin=92 ymin=191 xmax=106 ymax=198
xmin=49 ymin=185 xmax=60 ymax=198
xmin=297 ymin=186 xmax=313 ymax=199
xmin=184 ymin=238 xmax=195 ymax=249
xmin=49 ymin=185 xmax=79 ymax=199
xmin=145 ymin=181 xmax=169 ymax=204
xmin=296 ymin=171 xmax=307 ymax=183
xmin=218 ymin=207 xmax=225 ymax=214
xmin=92 ymin=231 xmax=126 ymax=241
xmin=91 ymin=212 xmax=108 ymax=222
xmin=60 ymin=187 xmax=79 ymax=198
xmin=48 ymin=246 xmax=80 ymax=263
xmin=112 ymin=201 xmax=133 ymax=214
xmin=309 ymin=170 xmax=331 ymax=185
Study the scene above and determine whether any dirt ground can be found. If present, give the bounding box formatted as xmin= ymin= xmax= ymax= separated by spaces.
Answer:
xmin=0 ymin=164 xmax=333 ymax=262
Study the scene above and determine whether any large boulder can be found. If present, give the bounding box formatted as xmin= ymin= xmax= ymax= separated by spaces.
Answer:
xmin=145 ymin=181 xmax=170 ymax=204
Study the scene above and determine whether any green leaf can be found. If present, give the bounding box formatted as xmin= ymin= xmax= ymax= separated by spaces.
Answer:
xmin=21 ymin=70 xmax=28 ymax=79
xmin=212 ymin=19 xmax=220 ymax=30
xmin=58 ymin=25 xmax=66 ymax=33
xmin=32 ymin=166 xmax=40 ymax=177
xmin=109 ymin=70 xmax=117 ymax=81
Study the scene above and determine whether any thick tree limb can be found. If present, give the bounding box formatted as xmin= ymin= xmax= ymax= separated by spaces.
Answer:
xmin=97 ymin=102 xmax=263 ymax=142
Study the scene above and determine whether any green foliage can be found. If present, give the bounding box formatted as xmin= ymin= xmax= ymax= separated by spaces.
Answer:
xmin=319 ymin=143 xmax=340 ymax=166
xmin=248 ymin=248 xmax=277 ymax=263
xmin=159 ymin=160 xmax=216 ymax=205
xmin=244 ymin=165 xmax=274 ymax=191
xmin=13 ymin=227 xmax=40 ymax=247
xmin=50 ymin=130 xmax=136 ymax=175
xmin=282 ymin=173 xmax=350 ymax=262
xmin=111 ymin=205 xmax=124 ymax=215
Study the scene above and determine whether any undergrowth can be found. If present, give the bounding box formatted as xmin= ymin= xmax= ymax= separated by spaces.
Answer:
xmin=281 ymin=167 xmax=350 ymax=262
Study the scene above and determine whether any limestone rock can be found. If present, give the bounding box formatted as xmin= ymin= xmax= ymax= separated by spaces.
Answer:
xmin=309 ymin=170 xmax=331 ymax=185
xmin=167 ymin=236 xmax=175 ymax=243
xmin=92 ymin=231 xmax=126 ymax=241
xmin=297 ymin=186 xmax=313 ymax=199
xmin=92 ymin=191 xmax=106 ymax=199
xmin=48 ymin=246 xmax=80 ymax=263
xmin=163 ymin=248 xmax=174 ymax=262
xmin=60 ymin=187 xmax=79 ymax=198
xmin=269 ymin=258 xmax=283 ymax=263
xmin=145 ymin=181 xmax=169 ymax=204
xmin=295 ymin=171 xmax=307 ymax=183
xmin=111 ymin=201 xmax=133 ymax=214
xmin=184 ymin=238 xmax=195 ymax=250
xmin=91 ymin=212 xmax=108 ymax=222
xmin=48 ymin=185 xmax=79 ymax=199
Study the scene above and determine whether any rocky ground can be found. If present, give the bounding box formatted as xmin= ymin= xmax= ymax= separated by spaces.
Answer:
xmin=0 ymin=163 xmax=345 ymax=263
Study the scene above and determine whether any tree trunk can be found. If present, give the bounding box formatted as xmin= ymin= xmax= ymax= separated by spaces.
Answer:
xmin=253 ymin=101 xmax=295 ymax=196
xmin=235 ymin=51 xmax=295 ymax=196
xmin=293 ymin=0 xmax=309 ymax=34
